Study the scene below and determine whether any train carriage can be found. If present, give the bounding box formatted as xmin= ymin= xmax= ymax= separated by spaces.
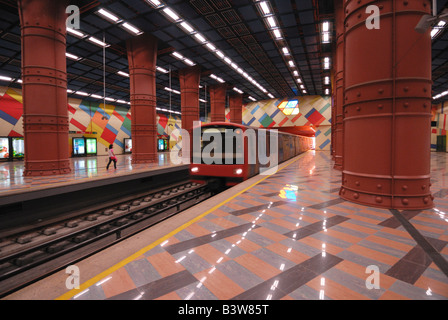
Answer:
xmin=189 ymin=122 xmax=313 ymax=186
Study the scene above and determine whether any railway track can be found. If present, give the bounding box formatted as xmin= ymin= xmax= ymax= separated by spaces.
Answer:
xmin=0 ymin=180 xmax=212 ymax=298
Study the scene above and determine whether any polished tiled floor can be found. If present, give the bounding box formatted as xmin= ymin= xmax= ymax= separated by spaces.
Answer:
xmin=59 ymin=151 xmax=448 ymax=299
xmin=0 ymin=152 xmax=174 ymax=195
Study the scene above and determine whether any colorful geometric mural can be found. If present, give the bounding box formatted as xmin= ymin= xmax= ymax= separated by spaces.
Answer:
xmin=0 ymin=86 xmax=182 ymax=156
xmin=431 ymin=101 xmax=448 ymax=152
xmin=242 ymin=96 xmax=332 ymax=150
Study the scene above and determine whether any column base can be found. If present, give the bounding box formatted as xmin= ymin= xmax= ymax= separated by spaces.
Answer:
xmin=339 ymin=188 xmax=434 ymax=210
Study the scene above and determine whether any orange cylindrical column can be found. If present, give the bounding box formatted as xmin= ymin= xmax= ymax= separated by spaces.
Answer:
xmin=18 ymin=0 xmax=71 ymax=176
xmin=210 ymin=84 xmax=227 ymax=122
xmin=340 ymin=0 xmax=433 ymax=209
xmin=333 ymin=0 xmax=344 ymax=170
xmin=179 ymin=66 xmax=201 ymax=132
xmin=229 ymin=94 xmax=243 ymax=124
xmin=127 ymin=34 xmax=158 ymax=164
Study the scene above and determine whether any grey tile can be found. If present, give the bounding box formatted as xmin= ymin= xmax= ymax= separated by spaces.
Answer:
xmin=216 ymin=260 xmax=264 ymax=290
xmin=389 ymin=279 xmax=448 ymax=300
xmin=280 ymin=238 xmax=322 ymax=257
xmin=173 ymin=252 xmax=212 ymax=274
xmin=143 ymin=244 xmax=166 ymax=257
xmin=336 ymin=250 xmax=391 ymax=273
xmin=311 ymin=232 xmax=353 ymax=249
xmin=209 ymin=239 xmax=247 ymax=259
xmin=176 ymin=281 xmax=218 ymax=300
xmin=251 ymin=247 xmax=297 ymax=270
xmin=244 ymin=231 xmax=275 ymax=247
xmin=72 ymin=284 xmax=106 ymax=300
xmin=107 ymin=270 xmax=198 ymax=300
xmin=124 ymin=258 xmax=162 ymax=287
xmin=373 ymin=230 xmax=418 ymax=247
xmin=258 ymin=220 xmax=291 ymax=234
xmin=358 ymin=239 xmax=409 ymax=258
xmin=288 ymin=285 xmax=321 ymax=300
xmin=321 ymin=268 xmax=385 ymax=299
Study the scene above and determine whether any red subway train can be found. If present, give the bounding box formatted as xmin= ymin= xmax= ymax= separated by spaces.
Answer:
xmin=189 ymin=122 xmax=313 ymax=187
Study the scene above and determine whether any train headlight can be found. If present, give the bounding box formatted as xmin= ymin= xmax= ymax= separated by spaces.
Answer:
xmin=191 ymin=167 xmax=199 ymax=173
xmin=235 ymin=168 xmax=243 ymax=175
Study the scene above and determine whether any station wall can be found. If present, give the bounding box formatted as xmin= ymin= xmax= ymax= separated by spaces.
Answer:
xmin=0 ymin=85 xmax=332 ymax=156
xmin=0 ymin=86 xmax=182 ymax=156
xmin=432 ymin=101 xmax=448 ymax=152
xmin=242 ymin=96 xmax=332 ymax=151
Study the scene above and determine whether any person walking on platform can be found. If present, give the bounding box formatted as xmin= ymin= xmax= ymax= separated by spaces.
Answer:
xmin=106 ymin=144 xmax=117 ymax=170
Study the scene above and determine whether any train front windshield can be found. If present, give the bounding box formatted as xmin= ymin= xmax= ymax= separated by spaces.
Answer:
xmin=195 ymin=126 xmax=244 ymax=165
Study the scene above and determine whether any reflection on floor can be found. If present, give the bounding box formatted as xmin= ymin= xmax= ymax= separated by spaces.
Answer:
xmin=0 ymin=152 xmax=173 ymax=194
xmin=63 ymin=151 xmax=448 ymax=300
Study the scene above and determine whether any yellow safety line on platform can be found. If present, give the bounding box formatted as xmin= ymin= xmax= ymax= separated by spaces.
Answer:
xmin=56 ymin=151 xmax=309 ymax=300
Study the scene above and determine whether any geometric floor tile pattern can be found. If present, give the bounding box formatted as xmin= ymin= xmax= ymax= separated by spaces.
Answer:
xmin=65 ymin=151 xmax=448 ymax=300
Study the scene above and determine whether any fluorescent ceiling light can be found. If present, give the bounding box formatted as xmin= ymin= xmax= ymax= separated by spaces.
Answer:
xmin=162 ymin=7 xmax=181 ymax=22
xmin=215 ymin=50 xmax=225 ymax=59
xmin=300 ymin=85 xmax=305 ymax=89
xmin=324 ymin=76 xmax=330 ymax=85
xmin=66 ymin=52 xmax=81 ymax=61
xmin=273 ymin=29 xmax=282 ymax=39
xmin=91 ymin=94 xmax=103 ymax=99
xmin=206 ymin=43 xmax=216 ymax=51
xmin=297 ymin=78 xmax=302 ymax=83
xmin=322 ymin=21 xmax=330 ymax=32
xmin=325 ymin=89 xmax=330 ymax=95
xmin=268 ymin=93 xmax=274 ymax=99
xmin=288 ymin=61 xmax=295 ymax=67
xmin=164 ymin=87 xmax=173 ymax=92
xmin=431 ymin=21 xmax=447 ymax=39
xmin=322 ymin=32 xmax=330 ymax=43
xmin=121 ymin=22 xmax=143 ymax=35
xmin=224 ymin=57 xmax=232 ymax=65
xmin=75 ymin=91 xmax=89 ymax=96
xmin=0 ymin=75 xmax=13 ymax=81
xmin=249 ymin=96 xmax=256 ymax=101
xmin=267 ymin=16 xmax=276 ymax=28
xmin=302 ymin=90 xmax=307 ymax=94
xmin=199 ymin=99 xmax=207 ymax=103
xmin=233 ymin=87 xmax=243 ymax=94
xmin=282 ymin=47 xmax=289 ymax=55
xmin=180 ymin=22 xmax=195 ymax=33
xmin=117 ymin=71 xmax=130 ymax=77
xmin=146 ymin=0 xmax=163 ymax=8
xmin=183 ymin=58 xmax=195 ymax=66
xmin=16 ymin=79 xmax=23 ymax=83
xmin=116 ymin=100 xmax=127 ymax=104
xmin=87 ymin=36 xmax=109 ymax=47
xmin=97 ymin=8 xmax=120 ymax=23
xmin=67 ymin=89 xmax=74 ymax=93
xmin=172 ymin=89 xmax=181 ymax=95
xmin=105 ymin=97 xmax=116 ymax=102
xmin=260 ymin=1 xmax=271 ymax=15
xmin=194 ymin=33 xmax=207 ymax=43
xmin=67 ymin=27 xmax=86 ymax=38
xmin=156 ymin=66 xmax=168 ymax=73
xmin=293 ymin=71 xmax=299 ymax=76
xmin=172 ymin=52 xmax=184 ymax=60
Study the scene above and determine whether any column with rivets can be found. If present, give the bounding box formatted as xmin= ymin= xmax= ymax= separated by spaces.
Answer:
xmin=179 ymin=65 xmax=201 ymax=132
xmin=333 ymin=0 xmax=344 ymax=170
xmin=340 ymin=0 xmax=433 ymax=209
xmin=209 ymin=84 xmax=227 ymax=122
xmin=18 ymin=0 xmax=71 ymax=176
xmin=127 ymin=34 xmax=158 ymax=164
xmin=229 ymin=94 xmax=243 ymax=124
